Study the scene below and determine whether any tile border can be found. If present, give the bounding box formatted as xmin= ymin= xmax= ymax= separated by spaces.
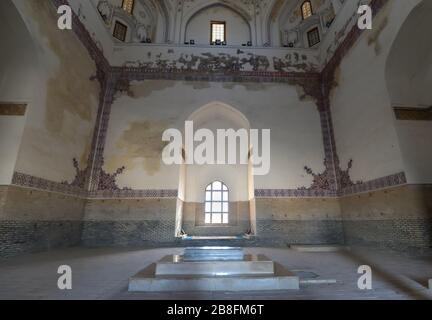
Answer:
xmin=11 ymin=171 xmax=407 ymax=199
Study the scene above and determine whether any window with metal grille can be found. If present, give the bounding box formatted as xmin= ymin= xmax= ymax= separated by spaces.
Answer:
xmin=205 ymin=181 xmax=229 ymax=224
xmin=122 ymin=0 xmax=134 ymax=14
xmin=211 ymin=21 xmax=226 ymax=43
xmin=301 ymin=1 xmax=313 ymax=20
xmin=307 ymin=27 xmax=320 ymax=47
xmin=113 ymin=21 xmax=128 ymax=42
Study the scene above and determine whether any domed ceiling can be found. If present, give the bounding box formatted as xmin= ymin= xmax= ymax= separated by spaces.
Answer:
xmin=93 ymin=0 xmax=342 ymax=48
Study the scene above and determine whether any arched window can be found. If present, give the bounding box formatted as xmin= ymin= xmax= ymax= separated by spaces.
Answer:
xmin=122 ymin=0 xmax=135 ymax=15
xmin=205 ymin=181 xmax=229 ymax=224
xmin=301 ymin=1 xmax=313 ymax=20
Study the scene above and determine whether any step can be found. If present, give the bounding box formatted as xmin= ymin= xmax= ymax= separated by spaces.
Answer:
xmin=182 ymin=236 xmax=245 ymax=240
xmin=129 ymin=262 xmax=299 ymax=292
xmin=183 ymin=246 xmax=244 ymax=261
xmin=290 ymin=245 xmax=350 ymax=252
xmin=155 ymin=254 xmax=274 ymax=276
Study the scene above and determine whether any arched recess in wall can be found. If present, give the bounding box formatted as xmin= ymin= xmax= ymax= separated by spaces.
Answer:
xmin=142 ymin=0 xmax=171 ymax=43
xmin=267 ymin=0 xmax=324 ymax=48
xmin=174 ymin=102 xmax=257 ymax=238
xmin=385 ymin=0 xmax=432 ymax=108
xmin=265 ymin=0 xmax=292 ymax=46
xmin=110 ymin=0 xmax=170 ymax=43
xmin=385 ymin=0 xmax=432 ymax=183
xmin=0 ymin=0 xmax=41 ymax=184
xmin=183 ymin=2 xmax=252 ymax=45
xmin=0 ymin=1 xmax=40 ymax=99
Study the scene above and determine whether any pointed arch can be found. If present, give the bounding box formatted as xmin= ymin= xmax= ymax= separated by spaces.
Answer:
xmin=187 ymin=101 xmax=251 ymax=131
xmin=264 ymin=0 xmax=298 ymax=47
xmin=175 ymin=101 xmax=256 ymax=238
xmin=135 ymin=0 xmax=170 ymax=43
xmin=182 ymin=1 xmax=253 ymax=44
xmin=385 ymin=0 xmax=431 ymax=107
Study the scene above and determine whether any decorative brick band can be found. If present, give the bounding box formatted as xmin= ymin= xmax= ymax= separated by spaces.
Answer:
xmin=256 ymin=172 xmax=407 ymax=199
xmin=11 ymin=172 xmax=86 ymax=197
xmin=88 ymin=189 xmax=178 ymax=199
xmin=255 ymin=189 xmax=336 ymax=198
xmin=340 ymin=172 xmax=407 ymax=197
xmin=11 ymin=172 xmax=177 ymax=199
xmin=112 ymin=66 xmax=322 ymax=83
xmin=11 ymin=170 xmax=407 ymax=199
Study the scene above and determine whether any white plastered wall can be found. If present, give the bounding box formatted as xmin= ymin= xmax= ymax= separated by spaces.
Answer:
xmin=5 ymin=0 xmax=100 ymax=183
xmin=329 ymin=0 xmax=424 ymax=183
xmin=386 ymin=0 xmax=432 ymax=184
xmin=103 ymin=80 xmax=325 ymax=193
xmin=0 ymin=0 xmax=38 ymax=184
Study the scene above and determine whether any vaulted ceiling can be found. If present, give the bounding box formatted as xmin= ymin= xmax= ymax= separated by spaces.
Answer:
xmin=93 ymin=0 xmax=341 ymax=48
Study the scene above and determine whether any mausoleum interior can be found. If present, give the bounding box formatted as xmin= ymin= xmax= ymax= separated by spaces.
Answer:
xmin=0 ymin=0 xmax=431 ymax=300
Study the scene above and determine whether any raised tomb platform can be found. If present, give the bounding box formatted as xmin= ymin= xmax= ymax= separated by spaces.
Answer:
xmin=129 ymin=247 xmax=299 ymax=292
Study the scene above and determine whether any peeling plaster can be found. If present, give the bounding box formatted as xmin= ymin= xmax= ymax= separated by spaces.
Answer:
xmin=127 ymin=80 xmax=176 ymax=98
xmin=106 ymin=120 xmax=171 ymax=175
xmin=19 ymin=0 xmax=99 ymax=172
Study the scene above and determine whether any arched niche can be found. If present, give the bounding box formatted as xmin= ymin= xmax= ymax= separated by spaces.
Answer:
xmin=0 ymin=0 xmax=40 ymax=101
xmin=385 ymin=0 xmax=432 ymax=107
xmin=265 ymin=0 xmax=297 ymax=47
xmin=175 ymin=102 xmax=256 ymax=238
xmin=98 ymin=0 xmax=170 ymax=43
xmin=183 ymin=2 xmax=252 ymax=45
xmin=385 ymin=0 xmax=432 ymax=184
xmin=265 ymin=0 xmax=334 ymax=47
xmin=137 ymin=0 xmax=171 ymax=43
xmin=0 ymin=0 xmax=41 ymax=184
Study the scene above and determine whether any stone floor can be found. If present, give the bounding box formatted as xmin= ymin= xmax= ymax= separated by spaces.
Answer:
xmin=0 ymin=246 xmax=431 ymax=300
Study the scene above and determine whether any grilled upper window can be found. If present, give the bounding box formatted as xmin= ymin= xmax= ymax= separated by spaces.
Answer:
xmin=301 ymin=1 xmax=313 ymax=20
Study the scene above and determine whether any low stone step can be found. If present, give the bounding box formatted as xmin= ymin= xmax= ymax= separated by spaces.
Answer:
xmin=129 ymin=262 xmax=299 ymax=292
xmin=290 ymin=245 xmax=349 ymax=252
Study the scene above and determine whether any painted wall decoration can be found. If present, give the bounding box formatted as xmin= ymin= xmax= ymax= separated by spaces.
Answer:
xmin=62 ymin=158 xmax=88 ymax=189
xmin=60 ymin=157 xmax=129 ymax=191
xmin=8 ymin=0 xmax=410 ymax=201
xmin=97 ymin=158 xmax=129 ymax=191
xmin=120 ymin=48 xmax=318 ymax=73
xmin=302 ymin=159 xmax=362 ymax=192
